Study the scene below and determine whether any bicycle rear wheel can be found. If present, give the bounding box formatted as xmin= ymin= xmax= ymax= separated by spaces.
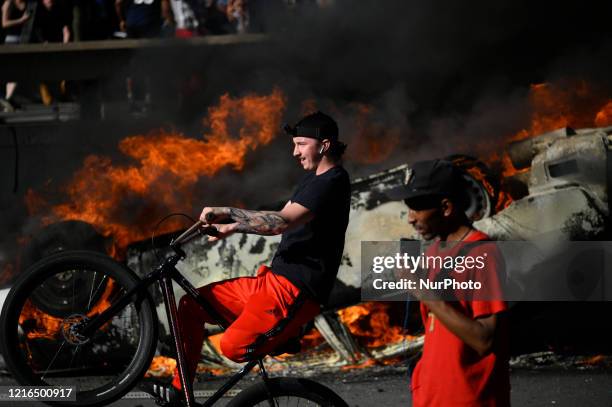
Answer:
xmin=228 ymin=377 xmax=348 ymax=407
xmin=0 ymin=250 xmax=158 ymax=407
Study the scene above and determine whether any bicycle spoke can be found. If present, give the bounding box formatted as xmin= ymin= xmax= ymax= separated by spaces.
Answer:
xmin=87 ymin=271 xmax=98 ymax=310
xmin=40 ymin=340 xmax=66 ymax=380
xmin=72 ymin=271 xmax=76 ymax=313
xmin=88 ymin=274 xmax=108 ymax=312
xmin=68 ymin=344 xmax=81 ymax=369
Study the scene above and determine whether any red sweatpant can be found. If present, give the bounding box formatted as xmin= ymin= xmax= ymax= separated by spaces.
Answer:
xmin=172 ymin=265 xmax=320 ymax=389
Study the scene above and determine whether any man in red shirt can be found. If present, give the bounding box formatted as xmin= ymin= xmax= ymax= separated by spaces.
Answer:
xmin=387 ymin=159 xmax=510 ymax=407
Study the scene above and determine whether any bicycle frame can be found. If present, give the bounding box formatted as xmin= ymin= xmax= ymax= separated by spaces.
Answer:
xmin=76 ymin=221 xmax=272 ymax=407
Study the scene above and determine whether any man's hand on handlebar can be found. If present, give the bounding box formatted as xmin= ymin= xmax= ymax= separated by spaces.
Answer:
xmin=200 ymin=207 xmax=231 ymax=224
xmin=200 ymin=207 xmax=237 ymax=242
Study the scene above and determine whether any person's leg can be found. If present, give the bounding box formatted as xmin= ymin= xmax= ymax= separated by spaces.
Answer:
xmin=6 ymin=83 xmax=17 ymax=101
xmin=220 ymin=268 xmax=320 ymax=362
xmin=1 ymin=83 xmax=18 ymax=112
xmin=3 ymin=36 xmax=20 ymax=110
xmin=170 ymin=273 xmax=262 ymax=389
xmin=39 ymin=83 xmax=53 ymax=106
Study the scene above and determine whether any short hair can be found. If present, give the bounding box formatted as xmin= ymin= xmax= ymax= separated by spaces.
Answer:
xmin=327 ymin=140 xmax=347 ymax=160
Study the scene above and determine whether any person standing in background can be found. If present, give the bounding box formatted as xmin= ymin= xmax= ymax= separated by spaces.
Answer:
xmin=1 ymin=0 xmax=30 ymax=111
xmin=33 ymin=0 xmax=70 ymax=43
xmin=32 ymin=0 xmax=71 ymax=105
xmin=169 ymin=0 xmax=198 ymax=38
xmin=115 ymin=0 xmax=171 ymax=38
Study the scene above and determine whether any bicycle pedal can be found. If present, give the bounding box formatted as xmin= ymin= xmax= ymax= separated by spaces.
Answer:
xmin=140 ymin=378 xmax=185 ymax=406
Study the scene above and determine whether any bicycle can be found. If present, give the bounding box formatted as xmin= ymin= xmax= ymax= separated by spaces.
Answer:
xmin=0 ymin=218 xmax=349 ymax=407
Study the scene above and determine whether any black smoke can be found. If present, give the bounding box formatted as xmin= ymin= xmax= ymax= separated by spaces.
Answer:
xmin=2 ymin=0 xmax=612 ymax=284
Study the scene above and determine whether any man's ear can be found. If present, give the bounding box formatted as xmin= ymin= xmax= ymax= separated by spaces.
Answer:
xmin=440 ymin=198 xmax=454 ymax=217
xmin=320 ymin=139 xmax=331 ymax=154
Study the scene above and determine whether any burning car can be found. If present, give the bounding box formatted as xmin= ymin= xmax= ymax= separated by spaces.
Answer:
xmin=3 ymin=84 xmax=612 ymax=373
xmin=118 ymin=124 xmax=612 ymax=371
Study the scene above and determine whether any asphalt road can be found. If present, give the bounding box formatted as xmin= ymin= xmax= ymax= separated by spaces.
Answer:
xmin=1 ymin=367 xmax=611 ymax=406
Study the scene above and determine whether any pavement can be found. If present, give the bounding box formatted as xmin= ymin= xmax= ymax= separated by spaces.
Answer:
xmin=1 ymin=366 xmax=611 ymax=406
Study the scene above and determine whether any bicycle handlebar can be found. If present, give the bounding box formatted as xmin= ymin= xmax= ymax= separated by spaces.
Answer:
xmin=171 ymin=220 xmax=219 ymax=248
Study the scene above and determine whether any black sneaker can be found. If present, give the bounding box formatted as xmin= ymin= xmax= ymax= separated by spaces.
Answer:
xmin=139 ymin=378 xmax=185 ymax=406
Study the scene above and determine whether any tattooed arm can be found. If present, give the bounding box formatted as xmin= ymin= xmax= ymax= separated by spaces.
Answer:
xmin=200 ymin=202 xmax=314 ymax=241
xmin=225 ymin=207 xmax=287 ymax=235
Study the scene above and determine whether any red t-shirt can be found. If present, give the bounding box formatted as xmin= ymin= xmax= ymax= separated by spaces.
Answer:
xmin=411 ymin=230 xmax=510 ymax=407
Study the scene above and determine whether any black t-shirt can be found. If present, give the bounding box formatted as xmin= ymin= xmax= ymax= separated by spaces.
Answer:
xmin=34 ymin=3 xmax=70 ymax=43
xmin=125 ymin=0 xmax=161 ymax=29
xmin=6 ymin=2 xmax=27 ymax=36
xmin=271 ymin=166 xmax=351 ymax=304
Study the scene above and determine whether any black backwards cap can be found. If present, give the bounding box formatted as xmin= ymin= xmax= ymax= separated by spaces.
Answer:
xmin=386 ymin=159 xmax=467 ymax=208
xmin=283 ymin=111 xmax=339 ymax=141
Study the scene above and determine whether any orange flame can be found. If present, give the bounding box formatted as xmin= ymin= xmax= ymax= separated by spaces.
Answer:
xmin=146 ymin=356 xmax=177 ymax=377
xmin=26 ymin=89 xmax=286 ymax=256
xmin=507 ymin=81 xmax=612 ymax=143
xmin=146 ymin=355 xmax=230 ymax=378
xmin=348 ymin=104 xmax=400 ymax=164
xmin=578 ymin=354 xmax=606 ymax=366
xmin=300 ymin=326 xmax=326 ymax=349
xmin=595 ymin=100 xmax=612 ymax=127
xmin=479 ymin=81 xmax=612 ymax=211
xmin=18 ymin=279 xmax=115 ymax=340
xmin=338 ymin=302 xmax=415 ymax=348
xmin=300 ymin=99 xmax=318 ymax=116
xmin=25 ymin=189 xmax=48 ymax=215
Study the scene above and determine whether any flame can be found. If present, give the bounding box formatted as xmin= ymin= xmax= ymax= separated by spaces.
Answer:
xmin=25 ymin=189 xmax=48 ymax=215
xmin=19 ymin=300 xmax=62 ymax=340
xmin=146 ymin=355 xmax=230 ymax=379
xmin=18 ymin=279 xmax=115 ymax=340
xmin=348 ymin=104 xmax=400 ymax=164
xmin=300 ymin=99 xmax=318 ymax=116
xmin=338 ymin=302 xmax=416 ymax=348
xmin=476 ymin=81 xmax=612 ymax=212
xmin=26 ymin=89 xmax=286 ymax=256
xmin=467 ymin=160 xmax=514 ymax=211
xmin=508 ymin=81 xmax=612 ymax=142
xmin=196 ymin=363 xmax=231 ymax=377
xmin=146 ymin=356 xmax=177 ymax=377
xmin=578 ymin=354 xmax=606 ymax=366
xmin=207 ymin=332 xmax=223 ymax=353
xmin=340 ymin=358 xmax=377 ymax=371
xmin=300 ymin=326 xmax=326 ymax=349
xmin=595 ymin=100 xmax=612 ymax=127
xmin=511 ymin=83 xmax=569 ymax=142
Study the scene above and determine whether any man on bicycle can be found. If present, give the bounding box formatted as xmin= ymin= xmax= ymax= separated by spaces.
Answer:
xmin=142 ymin=111 xmax=351 ymax=406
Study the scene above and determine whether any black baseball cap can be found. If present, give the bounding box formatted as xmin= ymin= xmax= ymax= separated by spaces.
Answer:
xmin=386 ymin=159 xmax=466 ymax=208
xmin=283 ymin=111 xmax=339 ymax=141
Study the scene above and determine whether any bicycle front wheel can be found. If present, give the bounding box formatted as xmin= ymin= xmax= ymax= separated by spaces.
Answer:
xmin=228 ymin=377 xmax=349 ymax=407
xmin=0 ymin=250 xmax=158 ymax=407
